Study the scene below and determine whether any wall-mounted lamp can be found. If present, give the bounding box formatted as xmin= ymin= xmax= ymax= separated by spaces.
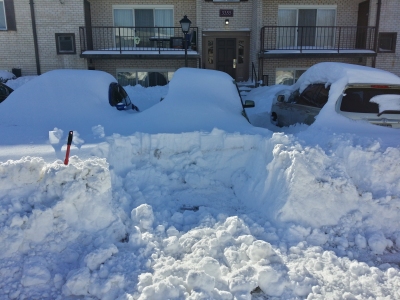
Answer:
xmin=60 ymin=0 xmax=65 ymax=4
xmin=225 ymin=19 xmax=229 ymax=25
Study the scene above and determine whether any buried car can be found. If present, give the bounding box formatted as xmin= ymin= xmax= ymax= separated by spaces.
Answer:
xmin=0 ymin=69 xmax=140 ymax=144
xmin=270 ymin=63 xmax=400 ymax=128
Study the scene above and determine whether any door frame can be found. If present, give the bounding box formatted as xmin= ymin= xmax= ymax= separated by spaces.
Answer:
xmin=202 ymin=30 xmax=250 ymax=81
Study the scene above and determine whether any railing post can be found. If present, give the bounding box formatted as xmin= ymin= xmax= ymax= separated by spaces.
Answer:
xmin=119 ymin=27 xmax=122 ymax=54
xmin=299 ymin=27 xmax=303 ymax=53
xmin=158 ymin=27 xmax=161 ymax=54
xmin=337 ymin=27 xmax=341 ymax=53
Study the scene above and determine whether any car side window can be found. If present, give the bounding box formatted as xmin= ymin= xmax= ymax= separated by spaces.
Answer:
xmin=109 ymin=83 xmax=131 ymax=107
xmin=295 ymin=84 xmax=329 ymax=108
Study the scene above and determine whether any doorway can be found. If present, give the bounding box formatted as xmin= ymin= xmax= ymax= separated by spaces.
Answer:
xmin=203 ymin=31 xmax=250 ymax=81
xmin=216 ymin=38 xmax=236 ymax=79
xmin=356 ymin=0 xmax=370 ymax=49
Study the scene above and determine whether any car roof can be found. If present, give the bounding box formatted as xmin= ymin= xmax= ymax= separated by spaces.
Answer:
xmin=295 ymin=62 xmax=400 ymax=93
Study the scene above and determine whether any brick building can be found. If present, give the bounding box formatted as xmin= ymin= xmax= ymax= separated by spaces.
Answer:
xmin=0 ymin=0 xmax=398 ymax=86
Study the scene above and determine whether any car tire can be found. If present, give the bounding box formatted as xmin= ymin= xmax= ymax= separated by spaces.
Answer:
xmin=270 ymin=112 xmax=278 ymax=126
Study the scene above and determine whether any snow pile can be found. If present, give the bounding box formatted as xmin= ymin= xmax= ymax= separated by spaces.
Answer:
xmin=1 ymin=65 xmax=400 ymax=299
xmin=0 ymin=70 xmax=16 ymax=83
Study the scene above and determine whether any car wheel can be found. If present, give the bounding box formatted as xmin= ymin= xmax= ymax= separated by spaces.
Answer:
xmin=270 ymin=112 xmax=278 ymax=126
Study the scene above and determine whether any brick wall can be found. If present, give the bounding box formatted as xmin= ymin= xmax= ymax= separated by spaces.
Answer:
xmin=372 ymin=0 xmax=400 ymax=76
xmin=0 ymin=0 xmax=87 ymax=76
xmin=94 ymin=58 xmax=198 ymax=77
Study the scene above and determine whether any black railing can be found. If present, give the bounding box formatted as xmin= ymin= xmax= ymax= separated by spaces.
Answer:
xmin=251 ymin=62 xmax=258 ymax=87
xmin=261 ymin=26 xmax=376 ymax=52
xmin=79 ymin=26 xmax=198 ymax=54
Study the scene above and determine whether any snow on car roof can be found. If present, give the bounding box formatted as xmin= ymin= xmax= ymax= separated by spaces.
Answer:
xmin=295 ymin=62 xmax=400 ymax=93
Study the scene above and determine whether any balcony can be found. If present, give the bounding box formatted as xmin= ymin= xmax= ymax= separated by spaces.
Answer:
xmin=79 ymin=26 xmax=199 ymax=59
xmin=260 ymin=26 xmax=377 ymax=58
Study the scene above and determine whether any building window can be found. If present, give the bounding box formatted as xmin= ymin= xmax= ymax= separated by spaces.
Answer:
xmin=0 ymin=0 xmax=16 ymax=31
xmin=117 ymin=70 xmax=174 ymax=87
xmin=277 ymin=6 xmax=336 ymax=48
xmin=0 ymin=0 xmax=6 ymax=30
xmin=276 ymin=68 xmax=306 ymax=85
xmin=55 ymin=33 xmax=76 ymax=54
xmin=113 ymin=5 xmax=173 ymax=48
xmin=378 ymin=32 xmax=397 ymax=53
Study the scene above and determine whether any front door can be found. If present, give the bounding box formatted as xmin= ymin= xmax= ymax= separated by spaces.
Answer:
xmin=216 ymin=38 xmax=236 ymax=79
xmin=84 ymin=0 xmax=93 ymax=50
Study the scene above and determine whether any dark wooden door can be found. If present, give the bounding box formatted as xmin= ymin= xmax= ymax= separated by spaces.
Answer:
xmin=216 ymin=38 xmax=236 ymax=79
xmin=84 ymin=0 xmax=93 ymax=50
xmin=356 ymin=0 xmax=370 ymax=49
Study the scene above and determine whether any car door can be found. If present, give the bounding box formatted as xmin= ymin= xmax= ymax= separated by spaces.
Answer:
xmin=291 ymin=84 xmax=329 ymax=125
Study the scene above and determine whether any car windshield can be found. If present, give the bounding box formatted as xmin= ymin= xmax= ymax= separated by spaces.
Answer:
xmin=341 ymin=87 xmax=400 ymax=114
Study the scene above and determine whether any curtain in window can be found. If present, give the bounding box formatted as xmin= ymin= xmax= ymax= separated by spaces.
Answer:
xmin=316 ymin=9 xmax=336 ymax=48
xmin=114 ymin=9 xmax=134 ymax=49
xmin=155 ymin=9 xmax=173 ymax=37
xmin=277 ymin=9 xmax=296 ymax=48
xmin=0 ymin=1 xmax=6 ymax=29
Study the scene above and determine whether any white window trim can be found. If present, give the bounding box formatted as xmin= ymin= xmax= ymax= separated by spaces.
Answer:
xmin=0 ymin=0 xmax=7 ymax=30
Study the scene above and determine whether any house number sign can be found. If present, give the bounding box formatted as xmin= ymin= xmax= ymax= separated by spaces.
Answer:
xmin=220 ymin=9 xmax=234 ymax=17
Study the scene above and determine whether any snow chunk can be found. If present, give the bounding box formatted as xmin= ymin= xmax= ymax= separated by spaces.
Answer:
xmin=131 ymin=204 xmax=155 ymax=231
xmin=62 ymin=267 xmax=91 ymax=296
xmin=186 ymin=270 xmax=215 ymax=292
xmin=84 ymin=244 xmax=119 ymax=271
xmin=21 ymin=257 xmax=51 ymax=287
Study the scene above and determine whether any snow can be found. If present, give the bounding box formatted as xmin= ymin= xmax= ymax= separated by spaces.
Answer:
xmin=0 ymin=70 xmax=16 ymax=83
xmin=1 ymin=65 xmax=400 ymax=299
xmin=370 ymin=94 xmax=400 ymax=113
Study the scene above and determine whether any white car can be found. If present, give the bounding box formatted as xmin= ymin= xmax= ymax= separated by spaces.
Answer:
xmin=270 ymin=63 xmax=400 ymax=128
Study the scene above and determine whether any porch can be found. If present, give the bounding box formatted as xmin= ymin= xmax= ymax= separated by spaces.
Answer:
xmin=79 ymin=26 xmax=200 ymax=60
xmin=260 ymin=25 xmax=377 ymax=59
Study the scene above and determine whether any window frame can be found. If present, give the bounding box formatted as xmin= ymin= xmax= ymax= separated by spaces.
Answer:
xmin=277 ymin=5 xmax=337 ymax=48
xmin=112 ymin=5 xmax=174 ymax=27
xmin=0 ymin=0 xmax=5 ymax=30
xmin=378 ymin=32 xmax=397 ymax=53
xmin=55 ymin=33 xmax=76 ymax=55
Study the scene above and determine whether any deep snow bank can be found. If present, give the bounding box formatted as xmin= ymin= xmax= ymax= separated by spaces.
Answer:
xmin=1 ymin=129 xmax=400 ymax=299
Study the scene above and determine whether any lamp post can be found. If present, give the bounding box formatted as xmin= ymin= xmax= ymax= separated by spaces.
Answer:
xmin=179 ymin=15 xmax=191 ymax=67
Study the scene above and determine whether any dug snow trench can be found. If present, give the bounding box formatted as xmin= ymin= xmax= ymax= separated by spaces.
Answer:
xmin=1 ymin=129 xmax=400 ymax=299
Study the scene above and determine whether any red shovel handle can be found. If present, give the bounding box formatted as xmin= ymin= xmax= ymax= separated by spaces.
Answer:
xmin=64 ymin=131 xmax=74 ymax=165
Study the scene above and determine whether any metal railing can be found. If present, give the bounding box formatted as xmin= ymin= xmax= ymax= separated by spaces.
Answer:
xmin=260 ymin=26 xmax=376 ymax=53
xmin=79 ymin=26 xmax=198 ymax=54
xmin=251 ymin=62 xmax=258 ymax=87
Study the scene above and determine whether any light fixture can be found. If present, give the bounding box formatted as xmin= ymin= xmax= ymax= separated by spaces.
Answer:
xmin=179 ymin=15 xmax=192 ymax=35
xmin=60 ymin=0 xmax=65 ymax=3
xmin=180 ymin=15 xmax=192 ymax=67
xmin=225 ymin=19 xmax=229 ymax=25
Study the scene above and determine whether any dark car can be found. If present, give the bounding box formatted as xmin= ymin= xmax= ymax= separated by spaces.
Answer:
xmin=0 ymin=83 xmax=14 ymax=103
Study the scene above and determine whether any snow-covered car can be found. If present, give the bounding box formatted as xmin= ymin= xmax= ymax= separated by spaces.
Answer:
xmin=0 ymin=83 xmax=13 ymax=103
xmin=270 ymin=63 xmax=400 ymax=128
xmin=0 ymin=69 xmax=140 ymax=144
